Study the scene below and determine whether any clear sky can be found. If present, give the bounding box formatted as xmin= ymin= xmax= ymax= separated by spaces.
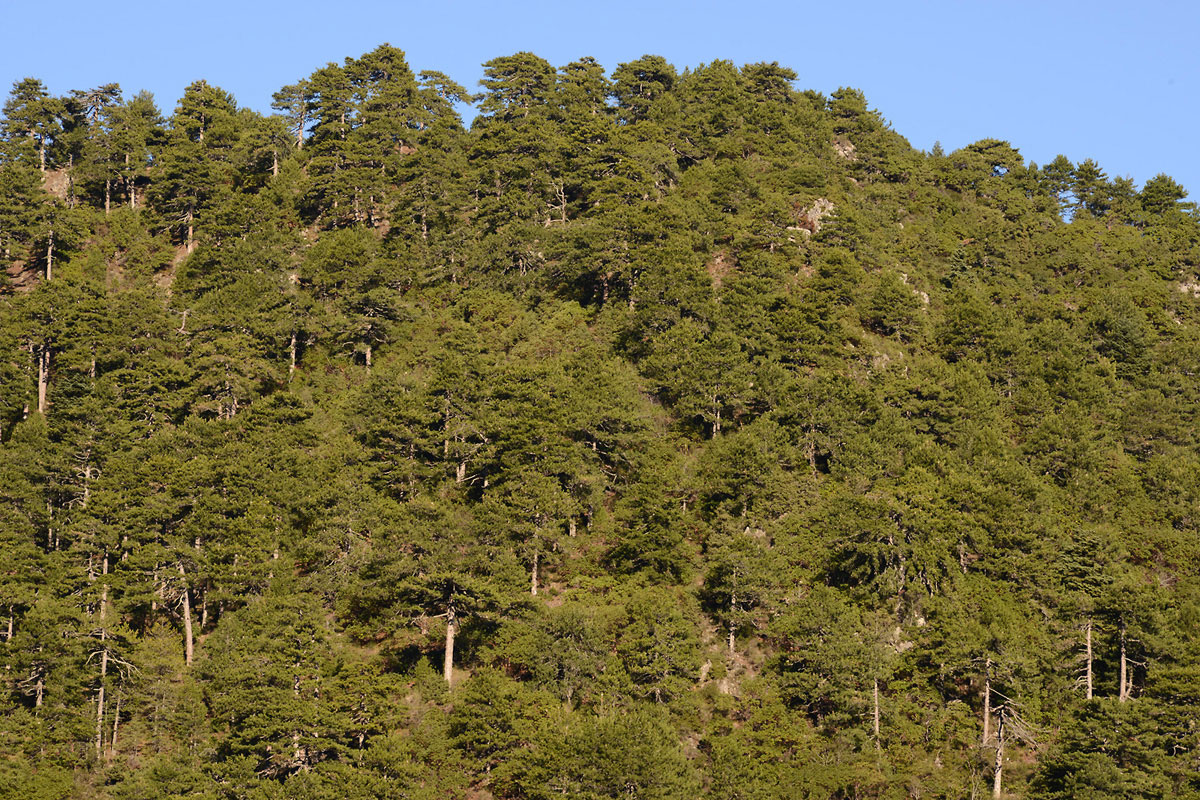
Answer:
xmin=2 ymin=0 xmax=1197 ymax=193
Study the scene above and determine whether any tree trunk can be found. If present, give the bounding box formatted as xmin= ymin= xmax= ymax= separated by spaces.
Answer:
xmin=180 ymin=563 xmax=194 ymax=666
xmin=1085 ymin=617 xmax=1093 ymax=700
xmin=95 ymin=682 xmax=106 ymax=758
xmin=531 ymin=550 xmax=539 ymax=596
xmin=186 ymin=208 xmax=195 ymax=253
xmin=109 ymin=691 xmax=121 ymax=758
xmin=36 ymin=347 xmax=48 ymax=415
xmin=992 ymin=710 xmax=1004 ymax=798
xmin=982 ymin=658 xmax=992 ymax=745
xmin=364 ymin=344 xmax=372 ymax=370
xmin=728 ymin=591 xmax=737 ymax=653
xmin=105 ymin=179 xmax=111 ymax=215
xmin=45 ymin=226 xmax=53 ymax=281
xmin=1119 ymin=618 xmax=1128 ymax=702
xmin=443 ymin=605 xmax=456 ymax=686
xmin=289 ymin=331 xmax=297 ymax=380
xmin=5 ymin=608 xmax=11 ymax=641
xmin=96 ymin=559 xmax=109 ymax=759
xmin=873 ymin=678 xmax=882 ymax=750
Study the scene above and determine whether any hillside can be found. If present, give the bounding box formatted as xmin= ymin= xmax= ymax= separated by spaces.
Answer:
xmin=2 ymin=46 xmax=1199 ymax=799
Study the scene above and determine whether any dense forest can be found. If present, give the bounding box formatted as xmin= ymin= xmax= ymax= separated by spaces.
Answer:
xmin=2 ymin=44 xmax=1199 ymax=799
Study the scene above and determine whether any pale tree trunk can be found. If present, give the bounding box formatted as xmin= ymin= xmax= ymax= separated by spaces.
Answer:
xmin=95 ymin=680 xmax=106 ymax=757
xmin=443 ymin=606 xmax=456 ymax=685
xmin=531 ymin=550 xmax=539 ymax=596
xmin=45 ymin=227 xmax=53 ymax=281
xmin=5 ymin=608 xmax=12 ymax=641
xmin=289 ymin=331 xmax=297 ymax=380
xmin=109 ymin=691 xmax=121 ymax=758
xmin=96 ymin=553 xmax=109 ymax=759
xmin=105 ymin=179 xmax=111 ymax=215
xmin=292 ymin=664 xmax=304 ymax=768
xmin=364 ymin=344 xmax=372 ymax=370
xmin=568 ymin=517 xmax=577 ymax=537
xmin=992 ymin=710 xmax=1005 ymax=798
xmin=37 ymin=347 xmax=49 ymax=415
xmin=126 ymin=153 xmax=135 ymax=209
xmin=1119 ymin=618 xmax=1128 ymax=703
xmin=982 ymin=658 xmax=992 ymax=745
xmin=873 ymin=678 xmax=882 ymax=750
xmin=728 ymin=591 xmax=737 ymax=653
xmin=186 ymin=208 xmax=195 ymax=253
xmin=1085 ymin=618 xmax=1094 ymax=700
xmin=179 ymin=563 xmax=194 ymax=666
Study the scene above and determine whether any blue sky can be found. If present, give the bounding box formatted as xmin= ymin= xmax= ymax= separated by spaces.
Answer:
xmin=3 ymin=0 xmax=1197 ymax=193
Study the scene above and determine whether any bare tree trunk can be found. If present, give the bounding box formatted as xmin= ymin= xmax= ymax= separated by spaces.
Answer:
xmin=1085 ymin=617 xmax=1093 ymax=700
xmin=37 ymin=347 xmax=49 ymax=415
xmin=5 ymin=608 xmax=11 ymax=641
xmin=45 ymin=227 xmax=53 ymax=281
xmin=728 ymin=591 xmax=737 ymax=653
xmin=180 ymin=563 xmax=194 ymax=666
xmin=568 ymin=517 xmax=577 ymax=537
xmin=96 ymin=681 xmax=106 ymax=758
xmin=289 ymin=331 xmax=297 ymax=380
xmin=982 ymin=658 xmax=992 ymax=745
xmin=364 ymin=344 xmax=372 ymax=370
xmin=96 ymin=554 xmax=109 ymax=759
xmin=443 ymin=606 xmax=456 ymax=685
xmin=531 ymin=550 xmax=539 ymax=596
xmin=109 ymin=692 xmax=121 ymax=758
xmin=35 ymin=678 xmax=43 ymax=707
xmin=992 ymin=710 xmax=1004 ymax=798
xmin=105 ymin=179 xmax=111 ymax=215
xmin=873 ymin=678 xmax=882 ymax=750
xmin=186 ymin=208 xmax=195 ymax=253
xmin=292 ymin=664 xmax=303 ymax=768
xmin=1119 ymin=618 xmax=1128 ymax=703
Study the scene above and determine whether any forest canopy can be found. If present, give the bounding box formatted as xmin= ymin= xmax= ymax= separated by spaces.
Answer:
xmin=2 ymin=44 xmax=1199 ymax=799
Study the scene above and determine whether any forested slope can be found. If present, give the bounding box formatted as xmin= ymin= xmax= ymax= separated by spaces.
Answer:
xmin=2 ymin=45 xmax=1199 ymax=799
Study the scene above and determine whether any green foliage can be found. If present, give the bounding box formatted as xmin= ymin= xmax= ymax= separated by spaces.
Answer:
xmin=2 ymin=44 xmax=1199 ymax=800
